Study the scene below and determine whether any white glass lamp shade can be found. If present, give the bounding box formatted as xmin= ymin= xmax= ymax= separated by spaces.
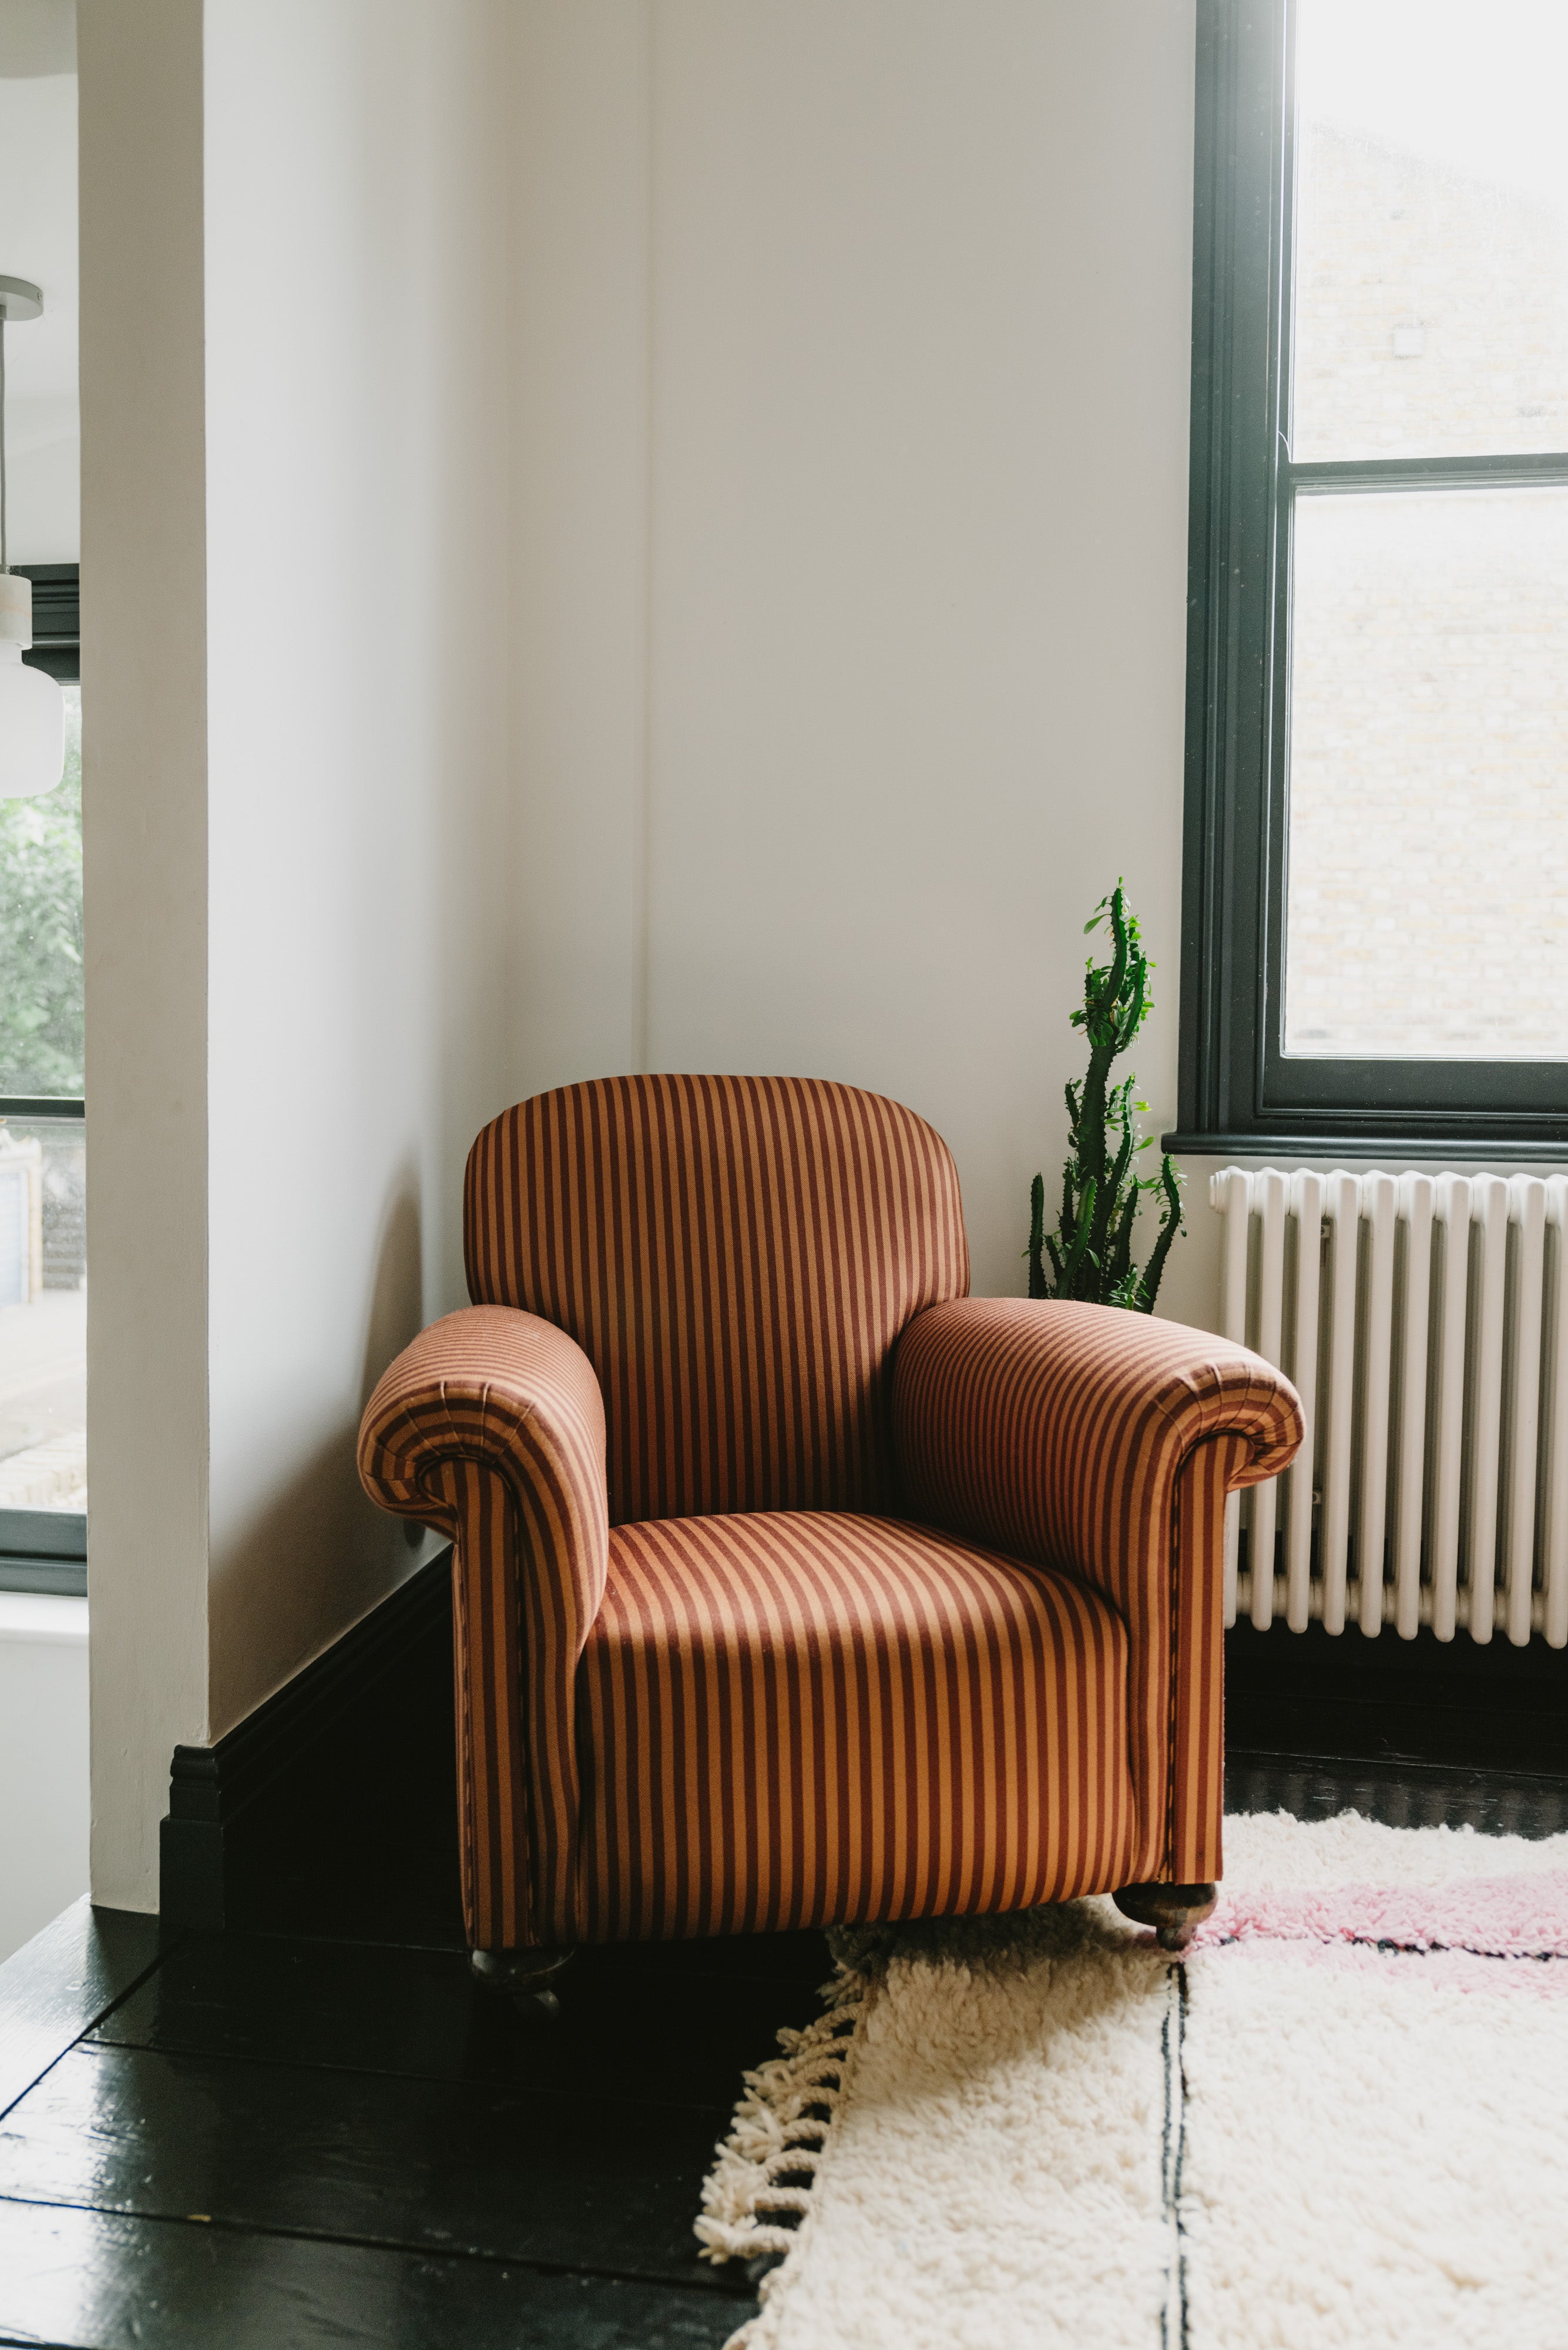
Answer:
xmin=0 ymin=644 xmax=63 ymax=798
xmin=0 ymin=573 xmax=65 ymax=799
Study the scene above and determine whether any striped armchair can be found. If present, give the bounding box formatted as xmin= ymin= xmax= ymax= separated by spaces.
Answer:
xmin=358 ymin=1075 xmax=1301 ymax=1985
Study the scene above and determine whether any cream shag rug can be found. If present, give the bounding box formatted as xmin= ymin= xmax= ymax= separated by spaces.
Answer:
xmin=697 ymin=1812 xmax=1568 ymax=2349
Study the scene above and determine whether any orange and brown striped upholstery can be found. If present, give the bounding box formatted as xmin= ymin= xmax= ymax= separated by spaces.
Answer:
xmin=573 ymin=1513 xmax=1134 ymax=1945
xmin=358 ymin=1076 xmax=1304 ymax=1951
xmin=463 ymin=1075 xmax=969 ymax=1525
xmin=1167 ymin=1433 xmax=1250 ymax=1886
xmin=891 ymin=1299 xmax=1304 ymax=1885
xmin=358 ymin=1306 xmax=609 ymax=1948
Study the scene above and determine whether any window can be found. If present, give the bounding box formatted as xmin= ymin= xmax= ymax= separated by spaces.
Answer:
xmin=1172 ymin=0 xmax=1568 ymax=1154
xmin=0 ymin=568 xmax=83 ymax=1594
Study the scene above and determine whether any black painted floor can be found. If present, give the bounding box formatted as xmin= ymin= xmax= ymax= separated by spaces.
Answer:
xmin=1 ymin=1634 xmax=1564 ymax=2348
xmin=0 ymin=1904 xmax=829 ymax=2349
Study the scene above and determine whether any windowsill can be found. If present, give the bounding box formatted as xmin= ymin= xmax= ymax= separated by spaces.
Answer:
xmin=1162 ymin=1132 xmax=1568 ymax=1165
xmin=0 ymin=1593 xmax=88 ymax=1646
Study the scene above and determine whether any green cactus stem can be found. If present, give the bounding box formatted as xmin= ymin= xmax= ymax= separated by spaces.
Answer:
xmin=1025 ymin=881 xmax=1184 ymax=1314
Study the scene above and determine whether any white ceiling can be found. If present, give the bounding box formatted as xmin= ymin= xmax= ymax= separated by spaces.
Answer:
xmin=0 ymin=70 xmax=78 ymax=403
xmin=0 ymin=2 xmax=78 ymax=560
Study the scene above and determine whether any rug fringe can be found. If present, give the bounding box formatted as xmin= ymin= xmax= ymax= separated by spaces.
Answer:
xmin=696 ymin=1936 xmax=884 ymax=2346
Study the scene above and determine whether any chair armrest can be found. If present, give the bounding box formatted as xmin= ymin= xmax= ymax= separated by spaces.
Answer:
xmin=893 ymin=1298 xmax=1301 ymax=1570
xmin=358 ymin=1304 xmax=609 ymax=1560
xmin=358 ymin=1306 xmax=609 ymax=1949
xmin=892 ymin=1298 xmax=1302 ymax=1886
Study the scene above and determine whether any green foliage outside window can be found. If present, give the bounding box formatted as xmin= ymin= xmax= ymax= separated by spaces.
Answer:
xmin=0 ymin=686 xmax=83 ymax=1097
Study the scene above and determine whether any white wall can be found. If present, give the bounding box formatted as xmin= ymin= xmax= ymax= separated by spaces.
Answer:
xmin=83 ymin=0 xmax=1207 ymax=1911
xmin=0 ymin=1596 xmax=88 ymax=1962
xmin=80 ymin=0 xmax=212 ymax=1916
xmin=509 ymin=0 xmax=1200 ymax=1306
xmin=82 ymin=0 xmax=512 ymax=1909
xmin=509 ymin=2 xmax=652 ymax=1090
xmin=202 ymin=0 xmax=510 ymax=1738
xmin=0 ymin=17 xmax=79 ymax=563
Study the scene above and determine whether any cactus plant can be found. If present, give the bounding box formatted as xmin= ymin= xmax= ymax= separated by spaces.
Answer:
xmin=1026 ymin=881 xmax=1184 ymax=1312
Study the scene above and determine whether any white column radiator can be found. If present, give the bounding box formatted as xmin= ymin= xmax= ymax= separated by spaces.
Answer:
xmin=1211 ymin=1167 xmax=1568 ymax=1647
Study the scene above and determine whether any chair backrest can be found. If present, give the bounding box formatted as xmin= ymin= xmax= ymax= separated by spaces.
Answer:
xmin=465 ymin=1073 xmax=969 ymax=1525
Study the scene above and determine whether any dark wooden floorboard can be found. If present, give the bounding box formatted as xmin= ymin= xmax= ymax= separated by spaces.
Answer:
xmin=1227 ymin=1748 xmax=1568 ymax=1837
xmin=1226 ymin=1688 xmax=1568 ymax=1780
xmin=0 ymin=1902 xmax=171 ymax=2122
xmin=0 ymin=2198 xmax=742 ymax=2350
xmin=11 ymin=1678 xmax=1563 ymax=2350
xmin=0 ymin=2042 xmax=745 ymax=2293
xmin=89 ymin=1929 xmax=829 ymax=2111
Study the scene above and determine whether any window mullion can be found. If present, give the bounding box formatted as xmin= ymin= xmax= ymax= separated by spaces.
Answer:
xmin=1290 ymin=452 xmax=1568 ymax=495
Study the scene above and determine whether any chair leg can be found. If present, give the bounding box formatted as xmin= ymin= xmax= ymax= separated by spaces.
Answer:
xmin=471 ymin=1945 xmax=575 ymax=2019
xmin=1112 ymin=1881 xmax=1217 ymax=1953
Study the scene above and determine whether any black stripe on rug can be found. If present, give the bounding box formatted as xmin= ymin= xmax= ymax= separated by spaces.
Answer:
xmin=1161 ymin=1962 xmax=1191 ymax=2350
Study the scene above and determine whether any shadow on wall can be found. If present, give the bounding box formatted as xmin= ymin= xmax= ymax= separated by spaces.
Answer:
xmin=206 ymin=1163 xmax=433 ymax=1738
xmin=360 ymin=1167 xmax=428 ymax=1422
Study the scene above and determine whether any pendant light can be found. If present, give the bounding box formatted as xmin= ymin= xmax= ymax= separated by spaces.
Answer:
xmin=0 ymin=276 xmax=65 ymax=800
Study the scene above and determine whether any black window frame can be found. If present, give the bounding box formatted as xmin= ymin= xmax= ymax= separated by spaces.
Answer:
xmin=1167 ymin=0 xmax=1568 ymax=1161
xmin=17 ymin=561 xmax=79 ymax=687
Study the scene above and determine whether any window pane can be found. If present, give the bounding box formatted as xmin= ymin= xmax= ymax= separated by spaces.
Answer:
xmin=0 ymin=1119 xmax=85 ymax=1511
xmin=1293 ymin=0 xmax=1568 ymax=460
xmin=0 ymin=675 xmax=86 ymax=1519
xmin=1284 ymin=485 xmax=1568 ymax=1059
xmin=0 ymin=682 xmax=82 ymax=1098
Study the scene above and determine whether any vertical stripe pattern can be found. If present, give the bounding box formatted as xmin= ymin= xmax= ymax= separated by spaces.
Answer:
xmin=573 ymin=1510 xmax=1135 ymax=1944
xmin=893 ymin=1300 xmax=1302 ymax=1882
xmin=430 ymin=1456 xmax=529 ymax=1947
xmin=463 ymin=1075 xmax=969 ymax=1526
xmin=1167 ymin=1434 xmax=1250 ymax=1885
xmin=358 ymin=1305 xmax=609 ymax=1946
xmin=358 ymin=1089 xmax=1302 ymax=1953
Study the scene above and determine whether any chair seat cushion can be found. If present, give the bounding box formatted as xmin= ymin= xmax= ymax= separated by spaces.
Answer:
xmin=572 ymin=1510 xmax=1136 ymax=1942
